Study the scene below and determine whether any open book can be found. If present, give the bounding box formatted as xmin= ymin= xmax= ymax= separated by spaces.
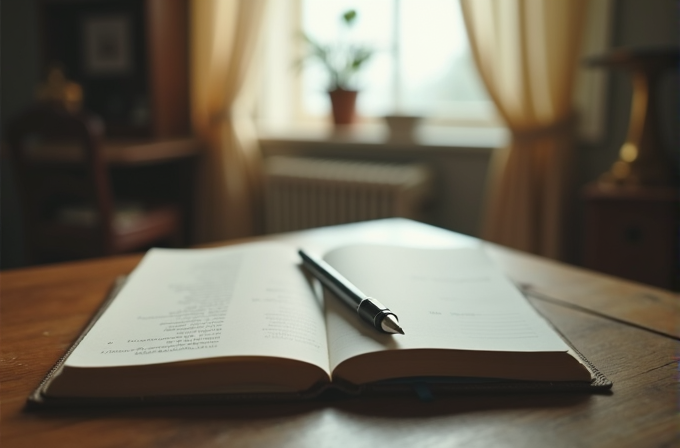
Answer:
xmin=31 ymin=242 xmax=611 ymax=406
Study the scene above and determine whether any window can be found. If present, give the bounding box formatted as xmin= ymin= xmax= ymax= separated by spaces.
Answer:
xmin=259 ymin=0 xmax=497 ymax=128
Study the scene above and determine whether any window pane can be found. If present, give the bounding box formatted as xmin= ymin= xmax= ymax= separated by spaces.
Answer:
xmin=300 ymin=0 xmax=493 ymax=120
xmin=399 ymin=0 xmax=490 ymax=116
xmin=301 ymin=0 xmax=394 ymax=116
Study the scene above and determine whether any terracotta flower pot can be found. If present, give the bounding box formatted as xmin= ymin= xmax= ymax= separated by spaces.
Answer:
xmin=328 ymin=89 xmax=358 ymax=125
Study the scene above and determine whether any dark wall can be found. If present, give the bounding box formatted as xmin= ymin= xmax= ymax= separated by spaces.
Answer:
xmin=1 ymin=0 xmax=40 ymax=125
xmin=1 ymin=0 xmax=40 ymax=268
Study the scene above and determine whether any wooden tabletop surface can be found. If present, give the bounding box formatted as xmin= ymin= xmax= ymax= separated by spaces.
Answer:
xmin=1 ymin=218 xmax=678 ymax=448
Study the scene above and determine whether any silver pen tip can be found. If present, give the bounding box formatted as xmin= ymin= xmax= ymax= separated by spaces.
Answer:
xmin=381 ymin=314 xmax=405 ymax=335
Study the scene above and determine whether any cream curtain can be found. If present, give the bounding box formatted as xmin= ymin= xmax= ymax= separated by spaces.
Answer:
xmin=460 ymin=0 xmax=588 ymax=259
xmin=191 ymin=0 xmax=269 ymax=243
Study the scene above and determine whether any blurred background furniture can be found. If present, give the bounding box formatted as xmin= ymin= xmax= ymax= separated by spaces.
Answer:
xmin=7 ymin=103 xmax=185 ymax=264
xmin=582 ymin=47 xmax=679 ymax=290
xmin=582 ymin=184 xmax=678 ymax=290
xmin=39 ymin=0 xmax=189 ymax=139
xmin=1 ymin=0 xmax=202 ymax=266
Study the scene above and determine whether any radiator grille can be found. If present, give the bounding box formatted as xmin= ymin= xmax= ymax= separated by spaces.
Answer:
xmin=264 ymin=156 xmax=432 ymax=233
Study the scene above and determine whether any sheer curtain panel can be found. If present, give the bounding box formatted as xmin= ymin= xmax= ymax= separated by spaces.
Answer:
xmin=191 ymin=0 xmax=269 ymax=242
xmin=460 ymin=0 xmax=588 ymax=259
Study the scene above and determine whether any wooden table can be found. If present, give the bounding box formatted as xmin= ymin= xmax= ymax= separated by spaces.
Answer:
xmin=1 ymin=219 xmax=678 ymax=447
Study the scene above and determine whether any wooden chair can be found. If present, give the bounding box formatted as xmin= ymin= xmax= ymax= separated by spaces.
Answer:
xmin=7 ymin=104 xmax=182 ymax=264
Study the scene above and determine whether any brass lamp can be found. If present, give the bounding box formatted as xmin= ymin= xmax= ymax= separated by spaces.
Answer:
xmin=587 ymin=47 xmax=679 ymax=186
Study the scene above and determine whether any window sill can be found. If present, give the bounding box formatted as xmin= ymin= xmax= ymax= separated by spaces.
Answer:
xmin=257 ymin=122 xmax=509 ymax=154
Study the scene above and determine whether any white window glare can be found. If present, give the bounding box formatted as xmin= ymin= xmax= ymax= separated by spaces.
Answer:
xmin=300 ymin=0 xmax=493 ymax=122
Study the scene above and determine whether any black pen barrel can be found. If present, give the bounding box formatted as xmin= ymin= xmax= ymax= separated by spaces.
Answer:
xmin=299 ymin=249 xmax=403 ymax=335
xmin=298 ymin=250 xmax=364 ymax=309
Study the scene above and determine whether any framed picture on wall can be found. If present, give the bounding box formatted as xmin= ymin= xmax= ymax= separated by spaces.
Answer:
xmin=82 ymin=15 xmax=132 ymax=75
xmin=42 ymin=0 xmax=189 ymax=137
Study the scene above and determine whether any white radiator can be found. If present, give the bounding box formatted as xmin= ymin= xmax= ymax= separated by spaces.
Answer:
xmin=264 ymin=156 xmax=433 ymax=233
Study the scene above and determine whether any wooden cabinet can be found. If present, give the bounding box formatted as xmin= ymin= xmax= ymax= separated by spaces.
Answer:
xmin=583 ymin=183 xmax=679 ymax=290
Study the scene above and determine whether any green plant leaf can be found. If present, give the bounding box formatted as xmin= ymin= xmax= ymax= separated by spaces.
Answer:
xmin=342 ymin=10 xmax=357 ymax=26
xmin=297 ymin=9 xmax=373 ymax=91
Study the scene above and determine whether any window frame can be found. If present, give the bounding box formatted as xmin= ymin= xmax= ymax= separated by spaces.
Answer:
xmin=256 ymin=0 xmax=611 ymax=142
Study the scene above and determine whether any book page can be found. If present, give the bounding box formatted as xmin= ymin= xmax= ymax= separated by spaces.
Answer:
xmin=64 ymin=243 xmax=330 ymax=376
xmin=322 ymin=245 xmax=572 ymax=374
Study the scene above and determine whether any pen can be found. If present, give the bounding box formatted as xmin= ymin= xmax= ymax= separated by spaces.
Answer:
xmin=298 ymin=249 xmax=405 ymax=335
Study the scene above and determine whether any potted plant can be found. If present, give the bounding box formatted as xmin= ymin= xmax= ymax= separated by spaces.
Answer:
xmin=300 ymin=10 xmax=373 ymax=125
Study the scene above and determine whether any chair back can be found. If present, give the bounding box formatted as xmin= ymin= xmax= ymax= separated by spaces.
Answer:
xmin=7 ymin=103 xmax=115 ymax=262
